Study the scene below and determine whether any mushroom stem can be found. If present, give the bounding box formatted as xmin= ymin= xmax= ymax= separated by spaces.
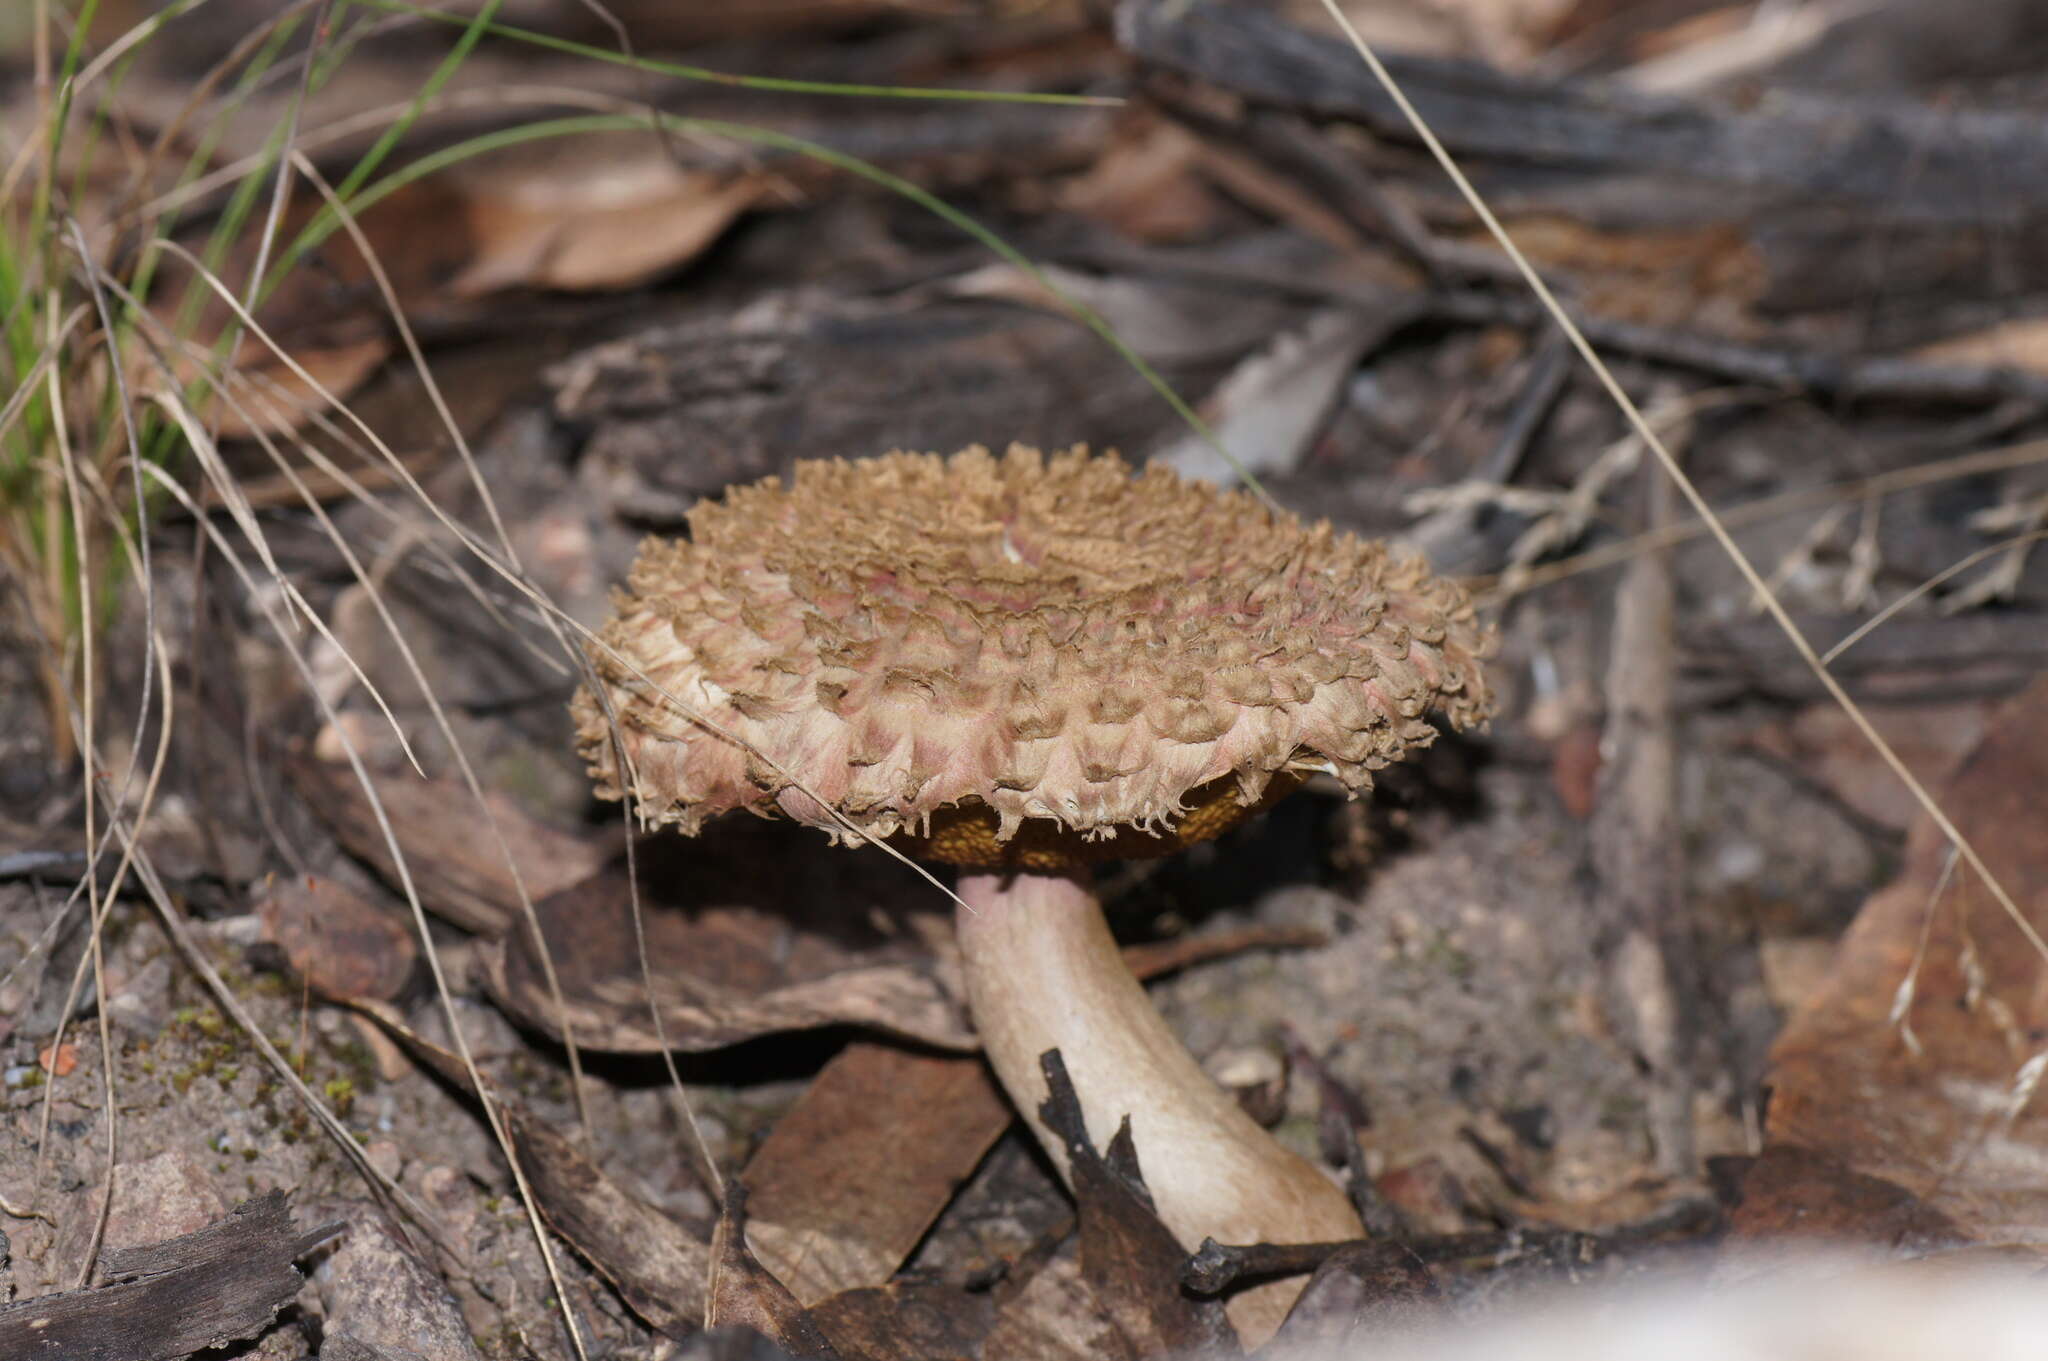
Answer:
xmin=955 ymin=869 xmax=1364 ymax=1344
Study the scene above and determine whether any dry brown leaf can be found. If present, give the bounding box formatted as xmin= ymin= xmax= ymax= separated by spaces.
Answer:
xmin=293 ymin=756 xmax=613 ymax=936
xmin=706 ymin=1184 xmax=843 ymax=1359
xmin=1463 ymin=216 xmax=1765 ymax=331
xmin=450 ymin=156 xmax=768 ymax=296
xmin=1157 ymin=307 xmax=1402 ymax=484
xmin=480 ymin=818 xmax=1328 ymax=1055
xmin=480 ymin=870 xmax=977 ymax=1053
xmin=254 ymin=872 xmax=417 ymax=1002
xmin=146 ymin=179 xmax=473 ymax=438
xmin=1745 ymin=701 xmax=1994 ymax=832
xmin=144 ymin=143 xmax=761 ymax=438
xmin=474 ymin=816 xmax=971 ymax=1051
xmin=1289 ymin=0 xmax=1578 ymax=65
xmin=1048 ymin=1063 xmax=1240 ymax=1358
xmin=809 ymin=1280 xmax=994 ymax=1361
xmin=1740 ymin=674 xmax=2048 ymax=1253
xmin=744 ymin=1043 xmax=1014 ymax=1306
xmin=187 ymin=337 xmax=394 ymax=442
xmin=1059 ymin=113 xmax=1228 ymax=243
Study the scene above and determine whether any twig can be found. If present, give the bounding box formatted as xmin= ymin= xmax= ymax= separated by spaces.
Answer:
xmin=1590 ymin=457 xmax=1695 ymax=1176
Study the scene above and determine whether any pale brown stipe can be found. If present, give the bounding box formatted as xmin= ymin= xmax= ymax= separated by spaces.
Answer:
xmin=574 ymin=444 xmax=1495 ymax=1344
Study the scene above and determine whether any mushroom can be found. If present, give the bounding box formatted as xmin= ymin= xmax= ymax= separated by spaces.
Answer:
xmin=573 ymin=445 xmax=1494 ymax=1342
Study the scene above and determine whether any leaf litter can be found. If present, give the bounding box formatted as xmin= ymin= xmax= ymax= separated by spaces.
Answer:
xmin=4 ymin=0 xmax=2048 ymax=1357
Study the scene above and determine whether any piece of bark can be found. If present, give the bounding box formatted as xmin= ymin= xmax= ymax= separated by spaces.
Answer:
xmin=1118 ymin=0 xmax=2048 ymax=223
xmin=706 ymin=1183 xmax=842 ymax=1360
xmin=502 ymin=1102 xmax=711 ymax=1336
xmin=1683 ymin=609 xmax=2048 ymax=704
xmin=745 ymin=1042 xmax=1012 ymax=1306
xmin=0 ymin=1192 xmax=304 ymax=1361
xmin=293 ymin=755 xmax=609 ymax=936
xmin=546 ymin=295 xmax=1242 ymax=526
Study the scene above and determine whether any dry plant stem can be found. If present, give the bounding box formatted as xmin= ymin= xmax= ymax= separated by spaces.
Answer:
xmin=955 ymin=870 xmax=1363 ymax=1344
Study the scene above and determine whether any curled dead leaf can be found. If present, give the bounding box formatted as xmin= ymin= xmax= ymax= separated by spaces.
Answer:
xmin=254 ymin=873 xmax=417 ymax=1002
xmin=1744 ymin=675 xmax=2048 ymax=1253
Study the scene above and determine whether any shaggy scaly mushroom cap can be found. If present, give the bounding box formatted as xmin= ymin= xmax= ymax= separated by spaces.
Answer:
xmin=574 ymin=443 xmax=1490 ymax=863
xmin=575 ymin=444 xmax=1493 ymax=1345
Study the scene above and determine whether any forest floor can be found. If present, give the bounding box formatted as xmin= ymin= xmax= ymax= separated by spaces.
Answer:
xmin=4 ymin=2 xmax=2048 ymax=1358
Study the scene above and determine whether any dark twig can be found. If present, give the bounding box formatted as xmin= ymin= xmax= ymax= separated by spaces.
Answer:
xmin=1590 ymin=463 xmax=1697 ymax=1176
xmin=0 ymin=849 xmax=92 ymax=881
xmin=1182 ymin=1197 xmax=1719 ymax=1296
xmin=1431 ymin=292 xmax=2048 ymax=410
xmin=1457 ymin=1123 xmax=1539 ymax=1202
xmin=1183 ymin=1237 xmax=1346 ymax=1295
xmin=1143 ymin=81 xmax=1504 ymax=286
xmin=1057 ymin=240 xmax=2048 ymax=412
xmin=1481 ymin=328 xmax=1573 ymax=485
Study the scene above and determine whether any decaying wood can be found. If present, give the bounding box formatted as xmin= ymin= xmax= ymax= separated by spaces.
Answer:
xmin=1118 ymin=0 xmax=2048 ymax=222
xmin=1119 ymin=0 xmax=2048 ymax=323
xmin=0 ymin=1192 xmax=307 ymax=1361
xmin=546 ymin=295 xmax=1249 ymax=524
xmin=503 ymin=1103 xmax=713 ymax=1337
xmin=1429 ymin=292 xmax=2048 ymax=409
xmin=1684 ymin=608 xmax=2048 ymax=703
xmin=1067 ymin=241 xmax=2048 ymax=413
